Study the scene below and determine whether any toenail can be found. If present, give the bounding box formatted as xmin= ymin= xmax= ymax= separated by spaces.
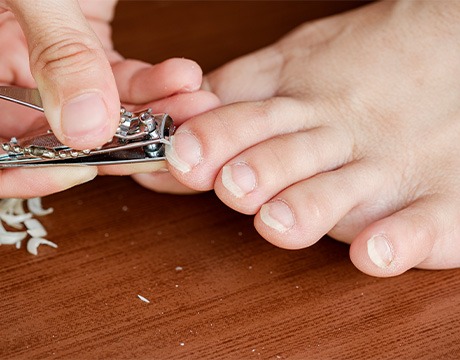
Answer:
xmin=165 ymin=132 xmax=202 ymax=173
xmin=367 ymin=234 xmax=394 ymax=268
xmin=260 ymin=200 xmax=295 ymax=232
xmin=222 ymin=162 xmax=257 ymax=198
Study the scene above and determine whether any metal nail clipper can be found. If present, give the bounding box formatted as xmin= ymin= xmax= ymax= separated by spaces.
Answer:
xmin=0 ymin=86 xmax=175 ymax=167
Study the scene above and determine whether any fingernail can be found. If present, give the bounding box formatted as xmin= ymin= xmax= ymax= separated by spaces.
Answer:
xmin=367 ymin=234 xmax=393 ymax=268
xmin=165 ymin=132 xmax=202 ymax=173
xmin=260 ymin=200 xmax=295 ymax=232
xmin=222 ymin=162 xmax=256 ymax=198
xmin=61 ymin=93 xmax=109 ymax=141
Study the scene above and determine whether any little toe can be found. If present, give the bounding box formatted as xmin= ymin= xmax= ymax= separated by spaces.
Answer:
xmin=350 ymin=194 xmax=460 ymax=277
xmin=253 ymin=161 xmax=383 ymax=250
xmin=215 ymin=125 xmax=352 ymax=214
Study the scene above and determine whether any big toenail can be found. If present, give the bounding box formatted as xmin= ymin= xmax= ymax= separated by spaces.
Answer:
xmin=222 ymin=162 xmax=257 ymax=198
xmin=367 ymin=234 xmax=394 ymax=268
xmin=165 ymin=132 xmax=202 ymax=173
xmin=260 ymin=200 xmax=295 ymax=232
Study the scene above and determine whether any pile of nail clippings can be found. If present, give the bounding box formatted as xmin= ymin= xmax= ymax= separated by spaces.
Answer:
xmin=0 ymin=197 xmax=57 ymax=255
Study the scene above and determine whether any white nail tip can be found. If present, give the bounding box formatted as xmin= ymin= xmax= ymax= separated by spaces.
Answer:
xmin=260 ymin=204 xmax=288 ymax=233
xmin=165 ymin=135 xmax=191 ymax=173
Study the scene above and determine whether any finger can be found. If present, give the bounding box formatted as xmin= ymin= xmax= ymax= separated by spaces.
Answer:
xmin=8 ymin=0 xmax=120 ymax=150
xmin=78 ymin=0 xmax=117 ymax=23
xmin=203 ymin=45 xmax=283 ymax=104
xmin=143 ymin=90 xmax=220 ymax=126
xmin=0 ymin=12 xmax=35 ymax=87
xmin=78 ymin=0 xmax=121 ymax=63
xmin=113 ymin=58 xmax=204 ymax=104
xmin=132 ymin=172 xmax=199 ymax=195
xmin=0 ymin=166 xmax=96 ymax=198
xmin=98 ymin=161 xmax=167 ymax=176
xmin=0 ymin=102 xmax=46 ymax=137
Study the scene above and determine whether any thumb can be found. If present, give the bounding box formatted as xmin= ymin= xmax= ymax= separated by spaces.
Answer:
xmin=7 ymin=0 xmax=119 ymax=150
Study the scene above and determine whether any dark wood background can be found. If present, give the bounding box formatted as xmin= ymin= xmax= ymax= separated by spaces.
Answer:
xmin=1 ymin=1 xmax=459 ymax=359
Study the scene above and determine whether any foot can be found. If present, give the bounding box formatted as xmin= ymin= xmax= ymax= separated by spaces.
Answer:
xmin=155 ymin=0 xmax=460 ymax=277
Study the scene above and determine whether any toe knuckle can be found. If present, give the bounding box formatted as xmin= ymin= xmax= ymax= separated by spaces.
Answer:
xmin=252 ymin=97 xmax=285 ymax=126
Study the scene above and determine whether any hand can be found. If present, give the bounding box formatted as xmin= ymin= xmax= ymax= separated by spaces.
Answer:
xmin=0 ymin=0 xmax=219 ymax=197
xmin=0 ymin=0 xmax=121 ymax=197
xmin=0 ymin=0 xmax=120 ymax=149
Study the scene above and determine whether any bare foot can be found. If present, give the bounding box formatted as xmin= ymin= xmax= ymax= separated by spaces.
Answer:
xmin=157 ymin=0 xmax=460 ymax=277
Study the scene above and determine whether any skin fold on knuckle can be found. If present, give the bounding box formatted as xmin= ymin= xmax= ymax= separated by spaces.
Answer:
xmin=30 ymin=30 xmax=103 ymax=80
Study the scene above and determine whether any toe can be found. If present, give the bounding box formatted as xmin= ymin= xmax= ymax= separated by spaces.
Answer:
xmin=203 ymin=45 xmax=283 ymax=104
xmin=214 ymin=125 xmax=352 ymax=214
xmin=350 ymin=194 xmax=460 ymax=277
xmin=253 ymin=161 xmax=383 ymax=249
xmin=166 ymin=97 xmax=320 ymax=191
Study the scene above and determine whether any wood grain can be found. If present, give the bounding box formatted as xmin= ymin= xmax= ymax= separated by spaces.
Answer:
xmin=1 ymin=2 xmax=460 ymax=359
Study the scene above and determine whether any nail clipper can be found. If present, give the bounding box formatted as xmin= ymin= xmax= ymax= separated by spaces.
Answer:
xmin=0 ymin=86 xmax=175 ymax=167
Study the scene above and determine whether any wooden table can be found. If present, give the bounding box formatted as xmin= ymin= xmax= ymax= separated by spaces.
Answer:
xmin=2 ymin=2 xmax=460 ymax=359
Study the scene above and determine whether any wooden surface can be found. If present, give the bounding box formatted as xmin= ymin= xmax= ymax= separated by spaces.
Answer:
xmin=2 ymin=1 xmax=460 ymax=359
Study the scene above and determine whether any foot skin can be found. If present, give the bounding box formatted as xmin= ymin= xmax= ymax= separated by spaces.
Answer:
xmin=157 ymin=0 xmax=460 ymax=277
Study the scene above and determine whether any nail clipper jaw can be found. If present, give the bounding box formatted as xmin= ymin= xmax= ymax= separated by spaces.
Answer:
xmin=0 ymin=108 xmax=175 ymax=167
